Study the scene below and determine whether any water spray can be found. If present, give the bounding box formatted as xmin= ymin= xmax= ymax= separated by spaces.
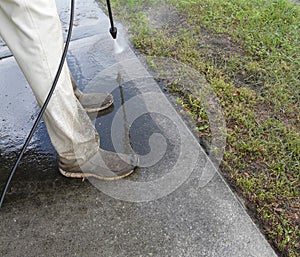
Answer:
xmin=106 ymin=0 xmax=126 ymax=55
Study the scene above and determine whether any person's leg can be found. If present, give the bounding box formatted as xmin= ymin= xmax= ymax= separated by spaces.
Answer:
xmin=0 ymin=0 xmax=137 ymax=180
xmin=0 ymin=0 xmax=99 ymax=164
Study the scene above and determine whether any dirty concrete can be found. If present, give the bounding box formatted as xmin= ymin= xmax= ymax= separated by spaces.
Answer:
xmin=0 ymin=0 xmax=277 ymax=256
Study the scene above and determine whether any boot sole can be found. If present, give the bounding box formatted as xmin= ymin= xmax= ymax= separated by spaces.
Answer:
xmin=59 ymin=167 xmax=134 ymax=181
xmin=84 ymin=98 xmax=114 ymax=113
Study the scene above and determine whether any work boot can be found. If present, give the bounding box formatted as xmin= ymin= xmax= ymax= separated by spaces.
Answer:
xmin=71 ymin=74 xmax=114 ymax=113
xmin=59 ymin=149 xmax=138 ymax=181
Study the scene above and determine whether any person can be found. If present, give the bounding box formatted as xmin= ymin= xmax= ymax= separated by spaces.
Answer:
xmin=0 ymin=0 xmax=138 ymax=180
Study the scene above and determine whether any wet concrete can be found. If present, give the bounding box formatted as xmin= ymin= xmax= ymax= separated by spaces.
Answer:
xmin=0 ymin=0 xmax=277 ymax=256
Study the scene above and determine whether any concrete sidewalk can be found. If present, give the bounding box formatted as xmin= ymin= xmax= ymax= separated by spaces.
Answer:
xmin=0 ymin=1 xmax=277 ymax=256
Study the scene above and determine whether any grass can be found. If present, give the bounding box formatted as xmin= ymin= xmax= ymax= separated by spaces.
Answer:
xmin=98 ymin=0 xmax=300 ymax=255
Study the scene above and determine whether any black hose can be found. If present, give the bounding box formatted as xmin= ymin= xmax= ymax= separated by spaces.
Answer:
xmin=0 ymin=0 xmax=75 ymax=208
xmin=106 ymin=0 xmax=117 ymax=39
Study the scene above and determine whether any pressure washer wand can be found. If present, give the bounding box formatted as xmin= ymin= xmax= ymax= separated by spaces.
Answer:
xmin=106 ymin=0 xmax=117 ymax=39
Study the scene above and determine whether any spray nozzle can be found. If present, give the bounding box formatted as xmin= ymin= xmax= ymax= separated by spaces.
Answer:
xmin=110 ymin=27 xmax=117 ymax=39
xmin=106 ymin=0 xmax=117 ymax=39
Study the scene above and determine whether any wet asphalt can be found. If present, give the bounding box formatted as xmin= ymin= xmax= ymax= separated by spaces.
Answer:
xmin=0 ymin=0 xmax=277 ymax=256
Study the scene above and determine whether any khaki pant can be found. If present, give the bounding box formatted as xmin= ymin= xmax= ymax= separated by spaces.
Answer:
xmin=0 ymin=0 xmax=99 ymax=164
